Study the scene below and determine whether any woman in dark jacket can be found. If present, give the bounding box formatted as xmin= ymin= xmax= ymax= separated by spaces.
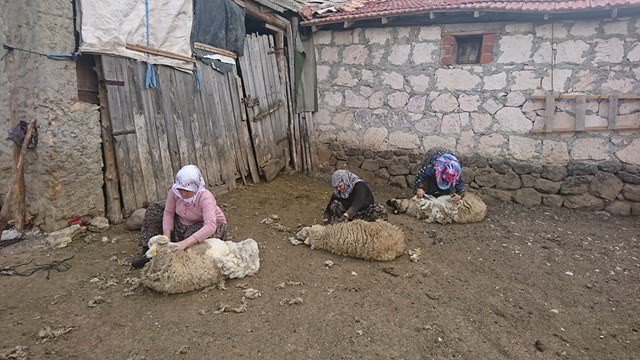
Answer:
xmin=414 ymin=147 xmax=465 ymax=203
xmin=323 ymin=170 xmax=388 ymax=224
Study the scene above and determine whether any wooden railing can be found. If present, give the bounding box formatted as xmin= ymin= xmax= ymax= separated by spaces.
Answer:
xmin=530 ymin=93 xmax=640 ymax=133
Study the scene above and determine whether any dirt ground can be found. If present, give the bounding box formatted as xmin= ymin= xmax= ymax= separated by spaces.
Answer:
xmin=1 ymin=173 xmax=639 ymax=359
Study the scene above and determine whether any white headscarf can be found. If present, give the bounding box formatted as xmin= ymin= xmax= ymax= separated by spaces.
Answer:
xmin=171 ymin=165 xmax=206 ymax=205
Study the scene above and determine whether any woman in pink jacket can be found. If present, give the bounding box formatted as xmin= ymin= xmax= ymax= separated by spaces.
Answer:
xmin=131 ymin=165 xmax=227 ymax=268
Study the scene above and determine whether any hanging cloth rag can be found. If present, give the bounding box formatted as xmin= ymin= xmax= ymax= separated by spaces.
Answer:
xmin=6 ymin=121 xmax=38 ymax=148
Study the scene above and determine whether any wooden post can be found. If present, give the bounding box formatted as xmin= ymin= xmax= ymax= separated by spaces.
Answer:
xmin=544 ymin=92 xmax=555 ymax=133
xmin=95 ymin=56 xmax=123 ymax=223
xmin=608 ymin=94 xmax=618 ymax=130
xmin=0 ymin=119 xmax=36 ymax=234
xmin=12 ymin=144 xmax=25 ymax=230
xmin=575 ymin=94 xmax=586 ymax=131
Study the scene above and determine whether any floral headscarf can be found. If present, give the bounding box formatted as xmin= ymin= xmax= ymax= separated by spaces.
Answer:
xmin=434 ymin=154 xmax=461 ymax=190
xmin=331 ymin=170 xmax=362 ymax=199
xmin=171 ymin=165 xmax=206 ymax=205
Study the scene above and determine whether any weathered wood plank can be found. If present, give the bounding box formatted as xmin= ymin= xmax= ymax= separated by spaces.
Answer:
xmin=192 ymin=64 xmax=220 ymax=187
xmin=155 ymin=67 xmax=180 ymax=186
xmin=234 ymin=74 xmax=261 ymax=183
xmin=101 ymin=56 xmax=136 ymax=212
xmin=129 ymin=60 xmax=160 ymax=202
xmin=94 ymin=56 xmax=123 ymax=223
xmin=240 ymin=35 xmax=268 ymax=168
xmin=183 ymin=64 xmax=210 ymax=186
xmin=545 ymin=93 xmax=555 ymax=133
xmin=163 ymin=70 xmax=183 ymax=176
xmin=608 ymin=94 xmax=618 ymax=129
xmin=575 ymin=94 xmax=586 ymax=131
xmin=226 ymin=71 xmax=250 ymax=182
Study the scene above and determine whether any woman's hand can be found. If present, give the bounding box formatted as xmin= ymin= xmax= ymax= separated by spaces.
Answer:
xmin=450 ymin=195 xmax=462 ymax=204
xmin=416 ymin=189 xmax=425 ymax=198
xmin=169 ymin=238 xmax=194 ymax=252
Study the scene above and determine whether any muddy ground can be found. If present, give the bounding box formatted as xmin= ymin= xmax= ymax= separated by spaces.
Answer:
xmin=1 ymin=173 xmax=639 ymax=359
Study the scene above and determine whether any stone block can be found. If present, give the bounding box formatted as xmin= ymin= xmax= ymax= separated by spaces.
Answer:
xmin=388 ymin=131 xmax=419 ymax=149
xmin=382 ymin=72 xmax=405 ymax=90
xmin=463 ymin=168 xmax=475 ymax=183
xmin=475 ymin=168 xmax=501 ymax=187
xmin=126 ymin=208 xmax=147 ymax=230
xmin=623 ymin=164 xmax=640 ymax=174
xmin=509 ymin=136 xmax=540 ymax=160
xmin=407 ymin=95 xmax=427 ymax=113
xmin=360 ymin=159 xmax=379 ymax=172
xmin=88 ymin=217 xmax=109 ymax=233
xmin=482 ymin=99 xmax=503 ymax=115
xmin=422 ymin=136 xmax=456 ymax=152
xmin=510 ymin=160 xmax=536 ymax=175
xmin=497 ymin=171 xmax=522 ymax=190
xmin=415 ymin=117 xmax=439 ymax=133
xmin=471 ymin=113 xmax=493 ymax=133
xmin=431 ymin=93 xmax=459 ymax=113
xmin=513 ymin=188 xmax=542 ymax=206
xmin=389 ymin=44 xmax=411 ymax=65
xmin=590 ymin=172 xmax=623 ymax=201
xmin=390 ymin=175 xmax=408 ymax=188
xmin=598 ymin=161 xmax=622 ymax=173
xmin=541 ymin=140 xmax=570 ymax=164
xmin=436 ymin=69 xmax=481 ymax=90
xmin=541 ymin=165 xmax=567 ymax=182
xmin=364 ymin=28 xmax=389 ymax=45
xmin=459 ymin=94 xmax=480 ymax=112
xmin=622 ymin=184 xmax=640 ymax=202
xmin=388 ymin=162 xmax=411 ymax=176
xmin=560 ymin=176 xmax=591 ymax=195
xmin=363 ymin=149 xmax=375 ymax=159
xmin=555 ymin=40 xmax=590 ymax=64
xmin=563 ymin=194 xmax=605 ymax=211
xmin=534 ymin=178 xmax=561 ymax=194
xmin=441 ymin=114 xmax=461 ymax=134
xmin=615 ymin=139 xmax=640 ymax=166
xmin=617 ymin=172 xmax=640 ymax=184
xmin=321 ymin=47 xmax=339 ymax=63
xmin=511 ymin=71 xmax=541 ymax=91
xmin=483 ymin=73 xmax=507 ymax=90
xmin=497 ymin=34 xmax=534 ymax=63
xmin=418 ymin=26 xmax=441 ymax=40
xmin=632 ymin=203 xmax=640 ymax=217
xmin=494 ymin=108 xmax=532 ymax=133
xmin=343 ymin=45 xmax=369 ymax=64
xmin=363 ymin=127 xmax=388 ymax=150
xmin=378 ymin=150 xmax=394 ymax=160
xmin=347 ymin=156 xmax=365 ymax=168
xmin=412 ymin=42 xmax=438 ymax=64
xmin=567 ymin=162 xmax=598 ymax=176
xmin=521 ymin=174 xmax=536 ymax=188
xmin=47 ymin=224 xmax=86 ymax=248
xmin=478 ymin=134 xmax=506 ymax=157
xmin=408 ymin=75 xmax=431 ymax=93
xmin=489 ymin=159 xmax=511 ymax=174
xmin=594 ymin=38 xmax=624 ymax=63
xmin=464 ymin=154 xmax=488 ymax=168
xmin=479 ymin=188 xmax=513 ymax=203
xmin=388 ymin=92 xmax=410 ymax=109
xmin=569 ymin=21 xmax=599 ymax=37
xmin=605 ymin=201 xmax=632 ymax=216
xmin=542 ymin=195 xmax=564 ymax=208
xmin=506 ymin=92 xmax=526 ymax=107
xmin=571 ymin=138 xmax=610 ymax=161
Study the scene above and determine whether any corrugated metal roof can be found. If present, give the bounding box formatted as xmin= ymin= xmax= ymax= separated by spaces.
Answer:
xmin=300 ymin=0 xmax=640 ymax=25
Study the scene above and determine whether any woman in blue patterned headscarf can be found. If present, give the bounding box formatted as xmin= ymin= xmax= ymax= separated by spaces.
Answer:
xmin=414 ymin=147 xmax=465 ymax=203
xmin=323 ymin=170 xmax=388 ymax=224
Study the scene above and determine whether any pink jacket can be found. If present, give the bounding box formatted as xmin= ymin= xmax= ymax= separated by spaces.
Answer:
xmin=162 ymin=189 xmax=227 ymax=242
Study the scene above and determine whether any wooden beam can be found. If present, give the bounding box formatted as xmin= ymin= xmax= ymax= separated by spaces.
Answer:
xmin=531 ymin=94 xmax=640 ymax=100
xmin=575 ymin=94 xmax=586 ymax=131
xmin=608 ymin=94 xmax=618 ymax=129
xmin=95 ymin=56 xmax=123 ymax=223
xmin=473 ymin=11 xmax=483 ymax=17
xmin=0 ymin=119 xmax=36 ymax=234
xmin=429 ymin=11 xmax=439 ymax=19
xmin=381 ymin=17 xmax=390 ymax=24
xmin=544 ymin=93 xmax=555 ymax=133
xmin=544 ymin=13 xmax=550 ymax=20
xmin=193 ymin=42 xmax=237 ymax=59
xmin=611 ymin=8 xmax=618 ymax=19
xmin=125 ymin=44 xmax=195 ymax=63
xmin=12 ymin=144 xmax=24 ymax=230
xmin=343 ymin=21 xmax=355 ymax=28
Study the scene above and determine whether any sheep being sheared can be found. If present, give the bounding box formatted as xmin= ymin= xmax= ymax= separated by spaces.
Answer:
xmin=386 ymin=193 xmax=486 ymax=224
xmin=141 ymin=235 xmax=259 ymax=294
xmin=295 ymin=220 xmax=405 ymax=261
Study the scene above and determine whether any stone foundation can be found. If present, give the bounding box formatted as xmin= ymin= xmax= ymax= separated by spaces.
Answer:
xmin=326 ymin=145 xmax=640 ymax=216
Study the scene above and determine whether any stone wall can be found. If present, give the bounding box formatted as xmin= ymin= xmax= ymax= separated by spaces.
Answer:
xmin=312 ymin=18 xmax=640 ymax=216
xmin=1 ymin=1 xmax=104 ymax=231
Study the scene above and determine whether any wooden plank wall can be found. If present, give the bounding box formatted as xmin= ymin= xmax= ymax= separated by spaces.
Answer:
xmin=238 ymin=33 xmax=289 ymax=181
xmin=101 ymin=55 xmax=256 ymax=214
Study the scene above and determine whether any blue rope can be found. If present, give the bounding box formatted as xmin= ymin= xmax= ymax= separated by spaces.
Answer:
xmin=194 ymin=64 xmax=201 ymax=92
xmin=144 ymin=0 xmax=157 ymax=89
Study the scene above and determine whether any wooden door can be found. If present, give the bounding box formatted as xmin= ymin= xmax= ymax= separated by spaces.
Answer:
xmin=238 ymin=33 xmax=290 ymax=181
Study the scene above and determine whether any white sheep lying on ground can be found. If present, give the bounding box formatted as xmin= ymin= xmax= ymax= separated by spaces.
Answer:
xmin=386 ymin=193 xmax=486 ymax=224
xmin=142 ymin=235 xmax=259 ymax=294
xmin=294 ymin=220 xmax=405 ymax=261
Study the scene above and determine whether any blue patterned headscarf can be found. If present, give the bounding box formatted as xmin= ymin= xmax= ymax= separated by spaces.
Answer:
xmin=434 ymin=154 xmax=461 ymax=190
xmin=331 ymin=170 xmax=362 ymax=199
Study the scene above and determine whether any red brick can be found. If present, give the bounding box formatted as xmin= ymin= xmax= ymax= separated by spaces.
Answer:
xmin=481 ymin=43 xmax=494 ymax=54
xmin=480 ymin=53 xmax=494 ymax=64
xmin=483 ymin=33 xmax=496 ymax=43
xmin=443 ymin=45 xmax=454 ymax=56
xmin=442 ymin=36 xmax=456 ymax=46
xmin=441 ymin=55 xmax=453 ymax=65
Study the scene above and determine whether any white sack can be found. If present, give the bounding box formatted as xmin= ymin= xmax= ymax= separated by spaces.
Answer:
xmin=78 ymin=0 xmax=194 ymax=71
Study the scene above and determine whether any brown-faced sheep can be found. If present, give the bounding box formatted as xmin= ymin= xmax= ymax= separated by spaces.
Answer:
xmin=295 ymin=220 xmax=405 ymax=261
xmin=142 ymin=236 xmax=259 ymax=294
xmin=387 ymin=193 xmax=486 ymax=224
